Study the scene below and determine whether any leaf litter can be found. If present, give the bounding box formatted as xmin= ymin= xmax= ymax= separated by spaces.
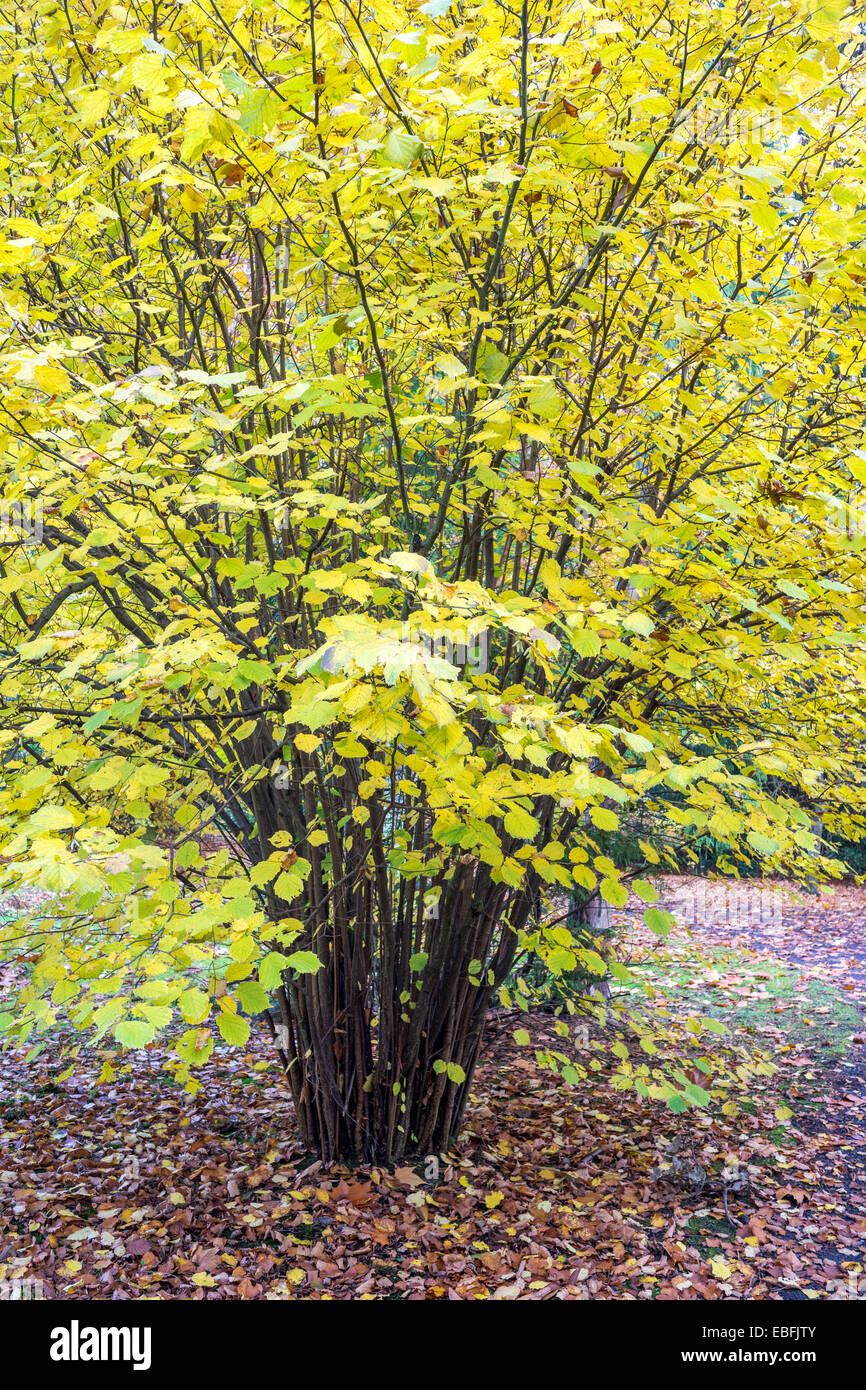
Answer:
xmin=1 ymin=876 xmax=864 ymax=1299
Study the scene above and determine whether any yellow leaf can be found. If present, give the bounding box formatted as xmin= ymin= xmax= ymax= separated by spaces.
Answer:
xmin=76 ymin=88 xmax=112 ymax=125
xmin=180 ymin=186 xmax=208 ymax=214
xmin=485 ymin=1190 xmax=504 ymax=1209
xmin=192 ymin=1272 xmax=215 ymax=1286
xmin=294 ymin=733 xmax=321 ymax=753
xmin=34 ymin=363 xmax=70 ymax=394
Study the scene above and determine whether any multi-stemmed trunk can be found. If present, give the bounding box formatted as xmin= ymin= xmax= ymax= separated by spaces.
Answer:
xmin=251 ymin=771 xmax=535 ymax=1159
xmin=244 ymin=757 xmax=577 ymax=1162
xmin=264 ymin=877 xmax=533 ymax=1162
xmin=269 ymin=967 xmax=496 ymax=1164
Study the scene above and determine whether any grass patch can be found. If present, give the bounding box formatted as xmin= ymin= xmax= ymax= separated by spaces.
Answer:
xmin=766 ymin=1125 xmax=798 ymax=1147
xmin=685 ymin=1212 xmax=731 ymax=1258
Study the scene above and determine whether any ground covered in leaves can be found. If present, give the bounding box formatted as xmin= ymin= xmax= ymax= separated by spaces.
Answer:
xmin=1 ymin=877 xmax=865 ymax=1300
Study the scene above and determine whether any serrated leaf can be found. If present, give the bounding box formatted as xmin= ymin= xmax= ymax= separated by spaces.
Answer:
xmin=259 ymin=951 xmax=291 ymax=990
xmin=380 ymin=129 xmax=423 ymax=169
xmin=645 ymin=907 xmax=675 ymax=936
xmin=217 ymin=1012 xmax=251 ymax=1046
xmin=286 ymin=950 xmax=322 ymax=975
xmin=114 ymin=1020 xmax=155 ymax=1049
xmin=631 ymin=878 xmax=659 ymax=903
xmin=178 ymin=989 xmax=210 ymax=1024
xmin=236 ymin=981 xmax=270 ymax=1014
xmin=503 ymin=807 xmax=539 ymax=840
xmin=238 ymin=89 xmax=283 ymax=137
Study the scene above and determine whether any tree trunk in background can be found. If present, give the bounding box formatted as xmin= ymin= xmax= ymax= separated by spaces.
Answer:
xmin=587 ymin=894 xmax=611 ymax=934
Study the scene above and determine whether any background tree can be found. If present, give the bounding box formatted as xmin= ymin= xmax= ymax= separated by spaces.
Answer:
xmin=1 ymin=0 xmax=866 ymax=1160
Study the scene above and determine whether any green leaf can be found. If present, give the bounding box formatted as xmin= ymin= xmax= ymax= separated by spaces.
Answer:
xmin=747 ymin=831 xmax=779 ymax=856
xmin=702 ymin=1017 xmax=727 ymax=1035
xmin=503 ymin=807 xmax=540 ymax=839
xmin=622 ymin=730 xmax=654 ymax=754
xmin=217 ymin=1012 xmax=251 ymax=1046
xmin=644 ymin=907 xmax=675 ymax=936
xmin=600 ymin=877 xmax=628 ymax=907
xmin=238 ymin=89 xmax=283 ymax=137
xmin=178 ymin=988 xmax=209 ymax=1023
xmin=28 ymin=804 xmax=75 ymax=832
xmin=286 ymin=950 xmax=323 ymax=975
xmin=221 ymin=68 xmax=253 ymax=98
xmin=546 ymin=947 xmax=575 ymax=975
xmin=114 ymin=1020 xmax=155 ymax=1049
xmin=236 ymin=981 xmax=269 ymax=1014
xmin=571 ymin=628 xmax=601 ymax=658
xmin=259 ymin=951 xmax=291 ymax=990
xmin=138 ymin=1004 xmax=172 ymax=1028
xmin=380 ymin=129 xmax=423 ymax=169
xmin=622 ymin=609 xmax=654 ymax=636
xmin=682 ymin=1081 xmax=711 ymax=1106
xmin=631 ymin=878 xmax=659 ymax=903
xmin=576 ymin=947 xmax=608 ymax=975
xmin=92 ymin=998 xmax=125 ymax=1030
xmin=477 ymin=342 xmax=508 ymax=382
